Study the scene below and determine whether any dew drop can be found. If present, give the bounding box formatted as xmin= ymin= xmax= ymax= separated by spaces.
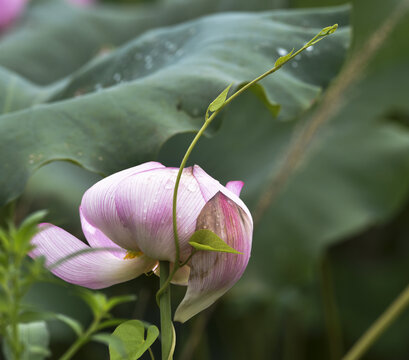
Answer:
xmin=113 ymin=73 xmax=121 ymax=82
xmin=306 ymin=46 xmax=314 ymax=52
xmin=164 ymin=179 xmax=174 ymax=190
xmin=145 ymin=55 xmax=153 ymax=69
xmin=94 ymin=83 xmax=103 ymax=92
xmin=277 ymin=47 xmax=287 ymax=56
xmin=164 ymin=41 xmax=176 ymax=52
xmin=188 ymin=183 xmax=198 ymax=192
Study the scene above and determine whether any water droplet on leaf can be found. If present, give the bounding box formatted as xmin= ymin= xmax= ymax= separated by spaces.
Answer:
xmin=277 ymin=47 xmax=287 ymax=56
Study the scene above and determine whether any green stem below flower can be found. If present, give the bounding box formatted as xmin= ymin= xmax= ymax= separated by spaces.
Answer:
xmin=159 ymin=261 xmax=174 ymax=360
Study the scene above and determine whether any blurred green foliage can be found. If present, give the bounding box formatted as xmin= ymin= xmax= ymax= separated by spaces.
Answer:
xmin=1 ymin=0 xmax=409 ymax=359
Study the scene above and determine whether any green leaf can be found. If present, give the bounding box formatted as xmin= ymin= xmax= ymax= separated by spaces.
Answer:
xmin=77 ymin=289 xmax=108 ymax=317
xmin=54 ymin=314 xmax=83 ymax=337
xmin=106 ymin=295 xmax=137 ymax=312
xmin=3 ymin=322 xmax=50 ymax=360
xmin=18 ymin=310 xmax=83 ymax=337
xmin=92 ymin=333 xmax=127 ymax=358
xmin=309 ymin=24 xmax=339 ymax=45
xmin=14 ymin=210 xmax=47 ymax=251
xmin=109 ymin=320 xmax=159 ymax=360
xmin=274 ymin=48 xmax=294 ymax=67
xmin=207 ymin=84 xmax=233 ymax=113
xmin=189 ymin=229 xmax=242 ymax=254
xmin=0 ymin=4 xmax=350 ymax=207
xmin=96 ymin=319 xmax=128 ymax=331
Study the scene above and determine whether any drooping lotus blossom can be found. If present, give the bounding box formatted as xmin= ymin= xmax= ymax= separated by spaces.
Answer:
xmin=0 ymin=0 xmax=27 ymax=32
xmin=29 ymin=161 xmax=253 ymax=322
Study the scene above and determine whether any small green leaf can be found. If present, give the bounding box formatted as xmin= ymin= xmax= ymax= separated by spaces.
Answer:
xmin=77 ymin=289 xmax=108 ymax=317
xmin=92 ymin=333 xmax=127 ymax=358
xmin=3 ymin=321 xmax=50 ymax=360
xmin=55 ymin=314 xmax=83 ymax=337
xmin=96 ymin=318 xmax=127 ymax=331
xmin=188 ymin=229 xmax=242 ymax=254
xmin=274 ymin=48 xmax=294 ymax=67
xmin=109 ymin=320 xmax=159 ymax=360
xmin=207 ymin=84 xmax=233 ymax=113
xmin=106 ymin=294 xmax=137 ymax=311
xmin=318 ymin=24 xmax=338 ymax=36
xmin=310 ymin=24 xmax=338 ymax=45
xmin=18 ymin=310 xmax=83 ymax=337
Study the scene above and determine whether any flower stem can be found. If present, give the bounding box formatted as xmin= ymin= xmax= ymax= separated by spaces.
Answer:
xmin=58 ymin=318 xmax=99 ymax=360
xmin=320 ymin=254 xmax=343 ymax=360
xmin=342 ymin=284 xmax=409 ymax=360
xmin=156 ymin=25 xmax=338 ymax=298
xmin=159 ymin=261 xmax=174 ymax=360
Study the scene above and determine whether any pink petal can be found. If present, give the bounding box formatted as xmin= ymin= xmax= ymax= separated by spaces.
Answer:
xmin=0 ymin=0 xmax=27 ymax=31
xmin=81 ymin=162 xmax=164 ymax=251
xmin=174 ymin=192 xmax=253 ymax=323
xmin=29 ymin=224 xmax=156 ymax=289
xmin=193 ymin=165 xmax=252 ymax=225
xmin=226 ymin=181 xmax=244 ymax=197
xmin=80 ymin=208 xmax=125 ymax=259
xmin=114 ymin=167 xmax=206 ymax=262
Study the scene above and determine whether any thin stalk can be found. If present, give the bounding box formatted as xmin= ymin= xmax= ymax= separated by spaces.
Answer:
xmin=8 ymin=251 xmax=23 ymax=360
xmin=159 ymin=261 xmax=173 ymax=360
xmin=148 ymin=347 xmax=155 ymax=360
xmin=156 ymin=26 xmax=334 ymax=300
xmin=59 ymin=318 xmax=99 ymax=360
xmin=320 ymin=255 xmax=344 ymax=360
xmin=342 ymin=284 xmax=409 ymax=360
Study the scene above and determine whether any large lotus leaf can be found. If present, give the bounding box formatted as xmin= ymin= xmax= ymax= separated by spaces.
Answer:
xmin=0 ymin=0 xmax=286 ymax=85
xmin=0 ymin=5 xmax=349 ymax=206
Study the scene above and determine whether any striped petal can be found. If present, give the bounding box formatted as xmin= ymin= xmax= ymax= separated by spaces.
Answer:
xmin=192 ymin=165 xmax=252 ymax=224
xmin=174 ymin=192 xmax=253 ymax=323
xmin=81 ymin=161 xmax=165 ymax=251
xmin=80 ymin=207 xmax=125 ymax=259
xmin=29 ymin=224 xmax=156 ymax=289
xmin=114 ymin=167 xmax=206 ymax=262
xmin=226 ymin=181 xmax=244 ymax=197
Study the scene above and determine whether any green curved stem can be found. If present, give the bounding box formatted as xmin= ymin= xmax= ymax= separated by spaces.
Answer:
xmin=59 ymin=318 xmax=100 ymax=360
xmin=342 ymin=284 xmax=409 ymax=360
xmin=155 ymin=24 xmax=338 ymax=301
xmin=159 ymin=261 xmax=173 ymax=360
xmin=320 ymin=255 xmax=344 ymax=360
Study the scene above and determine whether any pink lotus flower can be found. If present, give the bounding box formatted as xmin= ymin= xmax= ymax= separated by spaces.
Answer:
xmin=29 ymin=162 xmax=253 ymax=322
xmin=0 ymin=0 xmax=27 ymax=32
